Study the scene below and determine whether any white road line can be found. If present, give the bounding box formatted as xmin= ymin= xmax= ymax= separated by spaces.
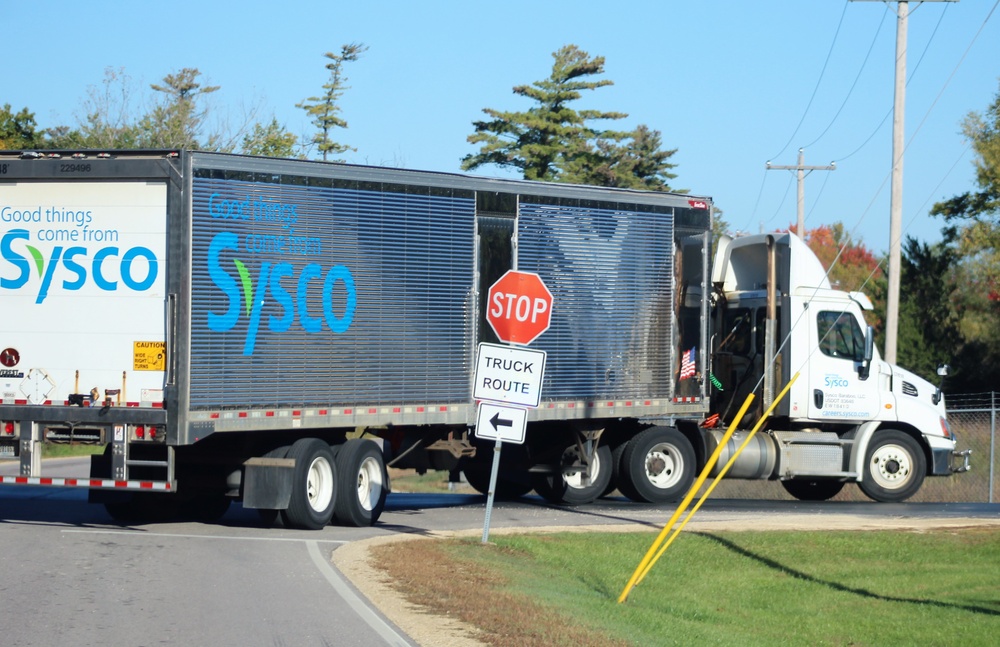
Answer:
xmin=306 ymin=540 xmax=413 ymax=647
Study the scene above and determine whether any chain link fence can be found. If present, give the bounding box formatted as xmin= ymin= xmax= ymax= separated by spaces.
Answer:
xmin=699 ymin=392 xmax=997 ymax=503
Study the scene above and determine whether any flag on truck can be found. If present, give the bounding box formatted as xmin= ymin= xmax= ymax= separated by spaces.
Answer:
xmin=680 ymin=346 xmax=696 ymax=380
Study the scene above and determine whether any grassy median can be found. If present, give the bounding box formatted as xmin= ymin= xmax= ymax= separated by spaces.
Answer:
xmin=372 ymin=527 xmax=999 ymax=646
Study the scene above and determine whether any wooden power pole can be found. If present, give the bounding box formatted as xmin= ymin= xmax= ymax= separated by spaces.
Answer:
xmin=766 ymin=148 xmax=836 ymax=238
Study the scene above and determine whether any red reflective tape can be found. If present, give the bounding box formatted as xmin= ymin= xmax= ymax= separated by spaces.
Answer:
xmin=66 ymin=479 xmax=78 ymax=486
xmin=39 ymin=478 xmax=53 ymax=485
xmin=625 ymin=401 xmax=633 ymax=407
xmin=439 ymin=406 xmax=448 ymax=412
xmin=416 ymin=406 xmax=425 ymax=413
xmin=393 ymin=407 xmax=401 ymax=413
xmin=293 ymin=410 xmax=301 ymax=417
xmin=210 ymin=413 xmax=220 ymax=419
xmin=238 ymin=412 xmax=248 ymax=418
xmin=90 ymin=479 xmax=103 ymax=487
xmin=115 ymin=480 xmax=128 ymax=488
xmin=265 ymin=411 xmax=275 ymax=417
xmin=368 ymin=408 xmax=377 ymax=414
xmin=343 ymin=408 xmax=352 ymax=415
xmin=139 ymin=482 xmax=154 ymax=489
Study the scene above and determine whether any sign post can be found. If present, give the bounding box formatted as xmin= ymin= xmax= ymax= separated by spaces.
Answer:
xmin=477 ymin=271 xmax=554 ymax=543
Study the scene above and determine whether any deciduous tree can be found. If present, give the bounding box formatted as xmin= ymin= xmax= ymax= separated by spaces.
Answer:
xmin=0 ymin=104 xmax=40 ymax=149
xmin=930 ymin=79 xmax=1000 ymax=392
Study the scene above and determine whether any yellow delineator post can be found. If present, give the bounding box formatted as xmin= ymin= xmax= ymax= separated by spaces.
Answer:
xmin=631 ymin=372 xmax=801 ymax=589
xmin=618 ymin=372 xmax=800 ymax=603
xmin=617 ymin=393 xmax=756 ymax=604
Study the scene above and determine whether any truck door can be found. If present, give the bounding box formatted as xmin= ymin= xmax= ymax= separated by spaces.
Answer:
xmin=807 ymin=308 xmax=880 ymax=421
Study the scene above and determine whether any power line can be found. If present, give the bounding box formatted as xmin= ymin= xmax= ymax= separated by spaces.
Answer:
xmin=768 ymin=0 xmax=850 ymax=161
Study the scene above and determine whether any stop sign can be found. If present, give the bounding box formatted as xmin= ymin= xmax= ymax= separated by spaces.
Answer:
xmin=486 ymin=270 xmax=554 ymax=345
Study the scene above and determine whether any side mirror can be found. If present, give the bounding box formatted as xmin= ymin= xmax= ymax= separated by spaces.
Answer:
xmin=858 ymin=326 xmax=875 ymax=380
xmin=933 ymin=364 xmax=950 ymax=405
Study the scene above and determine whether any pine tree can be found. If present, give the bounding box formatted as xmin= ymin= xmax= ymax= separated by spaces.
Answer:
xmin=297 ymin=43 xmax=367 ymax=161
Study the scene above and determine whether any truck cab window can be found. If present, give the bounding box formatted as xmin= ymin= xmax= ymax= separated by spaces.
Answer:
xmin=720 ymin=309 xmax=752 ymax=356
xmin=817 ymin=311 xmax=864 ymax=361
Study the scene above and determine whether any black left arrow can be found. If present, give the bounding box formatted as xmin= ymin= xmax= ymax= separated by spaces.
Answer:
xmin=490 ymin=411 xmax=513 ymax=430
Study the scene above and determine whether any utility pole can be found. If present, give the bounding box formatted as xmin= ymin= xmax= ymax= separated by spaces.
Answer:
xmin=766 ymin=148 xmax=836 ymax=238
xmin=852 ymin=0 xmax=957 ymax=364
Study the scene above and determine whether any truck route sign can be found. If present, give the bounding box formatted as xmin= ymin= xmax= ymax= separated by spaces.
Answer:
xmin=473 ymin=343 xmax=546 ymax=408
xmin=486 ymin=270 xmax=553 ymax=345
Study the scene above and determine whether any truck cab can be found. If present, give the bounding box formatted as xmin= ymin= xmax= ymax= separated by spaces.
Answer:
xmin=708 ymin=233 xmax=969 ymax=501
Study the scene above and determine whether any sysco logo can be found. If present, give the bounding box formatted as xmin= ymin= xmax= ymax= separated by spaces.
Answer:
xmin=824 ymin=373 xmax=850 ymax=388
xmin=1 ymin=229 xmax=158 ymax=304
xmin=206 ymin=232 xmax=356 ymax=355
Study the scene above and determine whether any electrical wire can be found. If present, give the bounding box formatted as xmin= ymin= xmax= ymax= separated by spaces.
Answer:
xmin=833 ymin=0 xmax=951 ymax=163
xmin=768 ymin=0 xmax=850 ymax=162
xmin=802 ymin=3 xmax=890 ymax=150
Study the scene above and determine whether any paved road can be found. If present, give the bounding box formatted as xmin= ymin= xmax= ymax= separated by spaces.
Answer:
xmin=2 ymin=458 xmax=998 ymax=646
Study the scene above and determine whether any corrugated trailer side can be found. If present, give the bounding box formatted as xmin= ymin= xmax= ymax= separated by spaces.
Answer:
xmin=2 ymin=150 xmax=715 ymax=527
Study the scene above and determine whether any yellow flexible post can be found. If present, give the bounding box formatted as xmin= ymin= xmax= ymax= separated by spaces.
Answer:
xmin=617 ymin=393 xmax=756 ymax=604
xmin=632 ymin=372 xmax=800 ymax=587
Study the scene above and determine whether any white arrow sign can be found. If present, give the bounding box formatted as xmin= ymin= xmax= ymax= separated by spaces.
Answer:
xmin=475 ymin=403 xmax=528 ymax=445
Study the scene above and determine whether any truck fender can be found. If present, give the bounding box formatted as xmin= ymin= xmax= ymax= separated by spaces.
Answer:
xmin=848 ymin=421 xmax=882 ymax=481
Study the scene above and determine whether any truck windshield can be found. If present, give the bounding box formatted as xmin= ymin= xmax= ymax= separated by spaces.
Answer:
xmin=817 ymin=311 xmax=865 ymax=362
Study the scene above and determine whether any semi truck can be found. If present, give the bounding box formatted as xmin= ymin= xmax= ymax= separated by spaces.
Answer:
xmin=0 ymin=150 xmax=970 ymax=528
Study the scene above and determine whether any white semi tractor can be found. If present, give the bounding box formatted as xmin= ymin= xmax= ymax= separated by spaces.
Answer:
xmin=0 ymin=150 xmax=969 ymax=528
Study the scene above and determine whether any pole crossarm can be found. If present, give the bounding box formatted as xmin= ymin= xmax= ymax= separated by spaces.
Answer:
xmin=765 ymin=148 xmax=836 ymax=237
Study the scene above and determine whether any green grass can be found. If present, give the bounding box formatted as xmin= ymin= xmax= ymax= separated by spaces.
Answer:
xmin=40 ymin=443 xmax=104 ymax=458
xmin=381 ymin=528 xmax=1000 ymax=646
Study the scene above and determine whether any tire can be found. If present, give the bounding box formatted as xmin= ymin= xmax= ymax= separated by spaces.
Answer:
xmin=179 ymin=494 xmax=232 ymax=522
xmin=333 ymin=439 xmax=388 ymax=527
xmin=531 ymin=443 xmax=613 ymax=505
xmin=781 ymin=479 xmax=845 ymax=501
xmin=281 ymin=438 xmax=338 ymax=530
xmin=104 ymin=493 xmax=179 ymax=523
xmin=602 ymin=439 xmax=628 ymax=497
xmin=617 ymin=427 xmax=696 ymax=504
xmin=462 ymin=441 xmax=533 ymax=499
xmin=859 ymin=430 xmax=926 ymax=502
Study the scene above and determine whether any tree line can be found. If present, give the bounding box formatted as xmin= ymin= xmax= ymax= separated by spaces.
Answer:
xmin=1 ymin=44 xmax=997 ymax=394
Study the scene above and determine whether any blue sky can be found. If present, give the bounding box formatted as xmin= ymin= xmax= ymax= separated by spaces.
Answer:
xmin=6 ymin=1 xmax=999 ymax=255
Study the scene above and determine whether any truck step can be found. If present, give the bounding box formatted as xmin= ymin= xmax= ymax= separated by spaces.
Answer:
xmin=786 ymin=470 xmax=858 ymax=479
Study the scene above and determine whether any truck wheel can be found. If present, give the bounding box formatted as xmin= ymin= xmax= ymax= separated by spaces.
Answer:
xmin=781 ymin=479 xmax=845 ymax=501
xmin=602 ymin=439 xmax=628 ymax=497
xmin=531 ymin=443 xmax=612 ymax=505
xmin=618 ymin=427 xmax=695 ymax=504
xmin=462 ymin=440 xmax=533 ymax=499
xmin=859 ymin=430 xmax=926 ymax=502
xmin=333 ymin=439 xmax=388 ymax=527
xmin=281 ymin=438 xmax=338 ymax=530
xmin=180 ymin=494 xmax=232 ymax=522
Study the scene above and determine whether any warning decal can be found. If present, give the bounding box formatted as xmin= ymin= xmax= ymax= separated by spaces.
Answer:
xmin=133 ymin=341 xmax=166 ymax=371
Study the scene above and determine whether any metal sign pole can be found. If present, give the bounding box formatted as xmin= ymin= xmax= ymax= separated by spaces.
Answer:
xmin=481 ymin=436 xmax=503 ymax=543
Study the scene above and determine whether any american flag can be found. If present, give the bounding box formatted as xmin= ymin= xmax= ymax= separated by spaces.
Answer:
xmin=679 ymin=346 xmax=697 ymax=380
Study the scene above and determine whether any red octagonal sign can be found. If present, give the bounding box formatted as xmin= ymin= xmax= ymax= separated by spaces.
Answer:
xmin=486 ymin=270 xmax=554 ymax=345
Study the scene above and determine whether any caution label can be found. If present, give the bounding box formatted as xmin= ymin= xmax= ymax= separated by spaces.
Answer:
xmin=133 ymin=341 xmax=166 ymax=371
